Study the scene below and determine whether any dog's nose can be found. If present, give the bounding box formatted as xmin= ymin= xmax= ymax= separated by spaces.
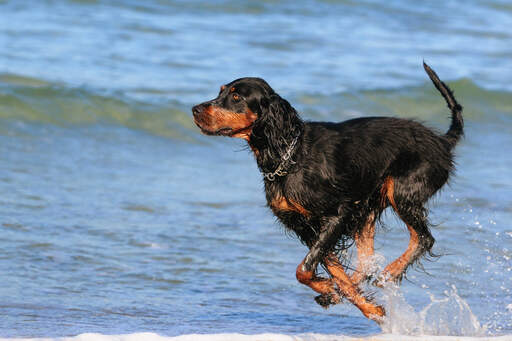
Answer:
xmin=192 ymin=104 xmax=202 ymax=117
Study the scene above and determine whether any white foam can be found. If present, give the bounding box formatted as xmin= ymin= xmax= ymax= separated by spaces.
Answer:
xmin=2 ymin=332 xmax=511 ymax=341
xmin=379 ymin=284 xmax=484 ymax=337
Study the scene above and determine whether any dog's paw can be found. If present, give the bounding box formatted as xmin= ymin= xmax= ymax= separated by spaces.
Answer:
xmin=314 ymin=292 xmax=341 ymax=308
xmin=372 ymin=271 xmax=403 ymax=288
xmin=366 ymin=305 xmax=386 ymax=325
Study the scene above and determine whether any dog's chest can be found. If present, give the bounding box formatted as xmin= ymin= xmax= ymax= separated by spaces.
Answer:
xmin=269 ymin=195 xmax=310 ymax=218
xmin=265 ymin=182 xmax=311 ymax=220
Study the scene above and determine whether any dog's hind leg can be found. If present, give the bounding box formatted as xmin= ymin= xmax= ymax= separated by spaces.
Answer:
xmin=376 ymin=177 xmax=435 ymax=285
xmin=350 ymin=212 xmax=377 ymax=285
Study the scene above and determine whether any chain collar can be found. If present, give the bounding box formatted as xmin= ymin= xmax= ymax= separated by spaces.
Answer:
xmin=262 ymin=134 xmax=301 ymax=182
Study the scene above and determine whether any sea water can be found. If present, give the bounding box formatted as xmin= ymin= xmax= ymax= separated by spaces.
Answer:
xmin=0 ymin=1 xmax=511 ymax=340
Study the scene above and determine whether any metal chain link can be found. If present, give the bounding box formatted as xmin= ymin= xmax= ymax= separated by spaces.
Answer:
xmin=262 ymin=134 xmax=300 ymax=182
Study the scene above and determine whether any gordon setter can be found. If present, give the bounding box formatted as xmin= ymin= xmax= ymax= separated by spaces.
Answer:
xmin=192 ymin=63 xmax=463 ymax=322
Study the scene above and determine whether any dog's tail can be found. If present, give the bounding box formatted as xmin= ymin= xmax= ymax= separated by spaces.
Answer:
xmin=423 ymin=62 xmax=464 ymax=148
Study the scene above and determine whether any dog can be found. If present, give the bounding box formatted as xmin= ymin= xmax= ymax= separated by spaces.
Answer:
xmin=192 ymin=63 xmax=463 ymax=322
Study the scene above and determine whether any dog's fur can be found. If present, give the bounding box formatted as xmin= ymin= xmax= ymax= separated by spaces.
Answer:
xmin=192 ymin=63 xmax=463 ymax=322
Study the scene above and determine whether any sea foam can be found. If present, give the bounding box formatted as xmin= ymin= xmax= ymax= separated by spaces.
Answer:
xmin=2 ymin=332 xmax=511 ymax=341
xmin=379 ymin=283 xmax=484 ymax=337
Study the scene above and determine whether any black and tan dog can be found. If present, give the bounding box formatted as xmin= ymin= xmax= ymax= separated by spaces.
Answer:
xmin=192 ymin=63 xmax=463 ymax=322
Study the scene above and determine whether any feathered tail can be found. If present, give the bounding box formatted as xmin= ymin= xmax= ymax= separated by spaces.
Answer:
xmin=423 ymin=62 xmax=464 ymax=148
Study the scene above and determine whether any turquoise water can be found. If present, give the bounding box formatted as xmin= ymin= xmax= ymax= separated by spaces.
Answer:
xmin=0 ymin=1 xmax=511 ymax=339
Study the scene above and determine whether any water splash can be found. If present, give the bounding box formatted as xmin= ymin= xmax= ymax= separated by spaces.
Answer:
xmin=379 ymin=283 xmax=485 ymax=336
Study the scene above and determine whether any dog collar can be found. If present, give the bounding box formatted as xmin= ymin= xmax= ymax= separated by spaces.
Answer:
xmin=262 ymin=134 xmax=300 ymax=182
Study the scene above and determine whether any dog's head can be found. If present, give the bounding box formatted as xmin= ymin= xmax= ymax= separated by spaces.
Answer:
xmin=192 ymin=77 xmax=276 ymax=140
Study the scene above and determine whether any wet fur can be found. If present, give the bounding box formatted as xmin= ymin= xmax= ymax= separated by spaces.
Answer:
xmin=192 ymin=63 xmax=464 ymax=320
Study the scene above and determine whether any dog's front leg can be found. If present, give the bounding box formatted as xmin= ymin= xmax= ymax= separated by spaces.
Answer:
xmin=296 ymin=216 xmax=385 ymax=322
xmin=324 ymin=254 xmax=385 ymax=322
xmin=295 ymin=216 xmax=344 ymax=307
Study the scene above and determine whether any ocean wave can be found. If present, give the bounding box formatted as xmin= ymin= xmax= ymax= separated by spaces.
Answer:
xmin=0 ymin=74 xmax=197 ymax=141
xmin=294 ymin=78 xmax=512 ymax=125
xmin=1 ymin=73 xmax=511 ymax=140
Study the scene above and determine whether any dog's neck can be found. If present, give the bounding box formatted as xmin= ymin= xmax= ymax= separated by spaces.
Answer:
xmin=260 ymin=132 xmax=301 ymax=181
xmin=249 ymin=119 xmax=304 ymax=181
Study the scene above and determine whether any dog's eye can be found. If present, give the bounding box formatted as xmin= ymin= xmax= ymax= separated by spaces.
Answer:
xmin=232 ymin=94 xmax=240 ymax=101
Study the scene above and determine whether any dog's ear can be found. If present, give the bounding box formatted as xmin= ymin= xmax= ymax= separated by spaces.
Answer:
xmin=251 ymin=94 xmax=286 ymax=147
xmin=251 ymin=94 xmax=302 ymax=156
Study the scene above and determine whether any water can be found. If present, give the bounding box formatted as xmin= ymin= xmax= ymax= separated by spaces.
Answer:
xmin=1 ymin=0 xmax=511 ymax=339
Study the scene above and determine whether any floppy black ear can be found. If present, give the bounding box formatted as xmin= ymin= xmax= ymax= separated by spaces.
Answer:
xmin=250 ymin=93 xmax=303 ymax=162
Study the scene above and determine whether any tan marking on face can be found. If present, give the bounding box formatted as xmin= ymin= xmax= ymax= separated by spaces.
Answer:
xmin=198 ymin=106 xmax=256 ymax=141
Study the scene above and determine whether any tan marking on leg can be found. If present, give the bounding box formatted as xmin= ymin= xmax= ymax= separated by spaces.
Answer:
xmin=351 ymin=213 xmax=376 ymax=285
xmin=377 ymin=177 xmax=420 ymax=284
xmin=378 ymin=224 xmax=419 ymax=284
xmin=295 ymin=259 xmax=342 ymax=307
xmin=295 ymin=260 xmax=337 ymax=295
xmin=381 ymin=176 xmax=397 ymax=209
xmin=324 ymin=256 xmax=385 ymax=321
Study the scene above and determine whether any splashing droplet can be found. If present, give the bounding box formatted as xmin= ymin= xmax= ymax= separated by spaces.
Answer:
xmin=378 ymin=283 xmax=485 ymax=336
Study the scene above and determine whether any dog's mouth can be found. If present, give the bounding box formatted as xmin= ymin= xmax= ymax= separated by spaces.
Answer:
xmin=214 ymin=127 xmax=234 ymax=135
xmin=197 ymin=124 xmax=233 ymax=136
xmin=193 ymin=115 xmax=253 ymax=137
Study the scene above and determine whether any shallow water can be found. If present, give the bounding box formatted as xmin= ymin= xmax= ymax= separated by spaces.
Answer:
xmin=1 ymin=0 xmax=511 ymax=339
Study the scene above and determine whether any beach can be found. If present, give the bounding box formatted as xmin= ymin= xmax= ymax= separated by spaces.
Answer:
xmin=1 ymin=0 xmax=511 ymax=339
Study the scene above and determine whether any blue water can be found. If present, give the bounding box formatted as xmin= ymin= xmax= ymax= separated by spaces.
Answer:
xmin=1 ymin=0 xmax=511 ymax=339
